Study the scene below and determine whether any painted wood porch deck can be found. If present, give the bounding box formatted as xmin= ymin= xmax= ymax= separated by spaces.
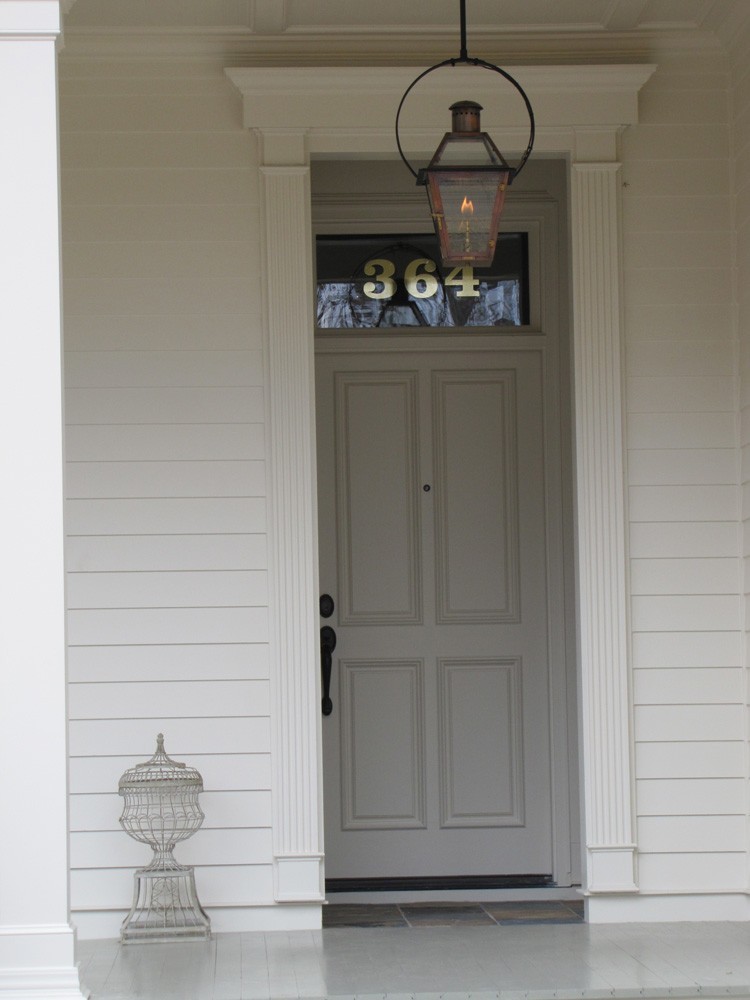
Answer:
xmin=77 ymin=913 xmax=750 ymax=1000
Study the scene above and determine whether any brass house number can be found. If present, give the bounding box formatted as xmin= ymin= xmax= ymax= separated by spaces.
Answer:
xmin=363 ymin=257 xmax=481 ymax=300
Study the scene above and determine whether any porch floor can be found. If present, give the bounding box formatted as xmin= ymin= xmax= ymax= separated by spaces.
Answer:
xmin=77 ymin=910 xmax=750 ymax=1000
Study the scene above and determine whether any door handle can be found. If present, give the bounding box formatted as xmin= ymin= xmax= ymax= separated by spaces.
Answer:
xmin=320 ymin=624 xmax=337 ymax=716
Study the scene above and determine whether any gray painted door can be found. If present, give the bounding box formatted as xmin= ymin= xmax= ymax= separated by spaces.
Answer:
xmin=316 ymin=343 xmax=554 ymax=879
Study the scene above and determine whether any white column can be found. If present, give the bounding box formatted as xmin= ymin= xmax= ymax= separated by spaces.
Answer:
xmin=0 ymin=1 xmax=87 ymax=997
xmin=260 ymin=131 xmax=324 ymax=905
xmin=570 ymin=149 xmax=637 ymax=895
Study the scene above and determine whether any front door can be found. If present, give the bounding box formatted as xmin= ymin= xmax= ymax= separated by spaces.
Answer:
xmin=317 ymin=340 xmax=555 ymax=881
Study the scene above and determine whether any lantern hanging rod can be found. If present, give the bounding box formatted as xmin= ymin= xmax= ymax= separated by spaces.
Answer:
xmin=459 ymin=0 xmax=468 ymax=61
xmin=395 ymin=0 xmax=535 ymax=182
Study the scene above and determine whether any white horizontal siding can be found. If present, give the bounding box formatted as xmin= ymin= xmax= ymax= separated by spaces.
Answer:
xmin=66 ymin=423 xmax=264 ymax=461
xmin=636 ymin=853 xmax=746 ymax=892
xmin=67 ymin=570 xmax=268 ymax=608
xmin=68 ymin=680 xmax=270 ymax=719
xmin=67 ymin=607 xmax=269 ymax=645
xmin=629 ymin=485 xmax=738 ymax=521
xmin=65 ymin=351 xmax=262 ymax=387
xmin=66 ymin=462 xmax=265 ymax=499
xmin=66 ymin=535 xmax=266 ymax=571
xmin=69 ymin=753 xmax=271 ymax=794
xmin=635 ymin=741 xmax=745 ymax=779
xmin=622 ymin=52 xmax=746 ymax=896
xmin=71 ymin=866 xmax=274 ymax=910
xmin=69 ymin=718 xmax=270 ymax=757
xmin=628 ymin=449 xmax=736 ymax=486
xmin=633 ymin=668 xmax=743 ymax=704
xmin=70 ymin=789 xmax=272 ymax=831
xmin=637 ymin=815 xmax=746 ymax=854
xmin=635 ymin=705 xmax=744 ymax=742
xmin=70 ymin=829 xmax=273 ymax=869
xmin=630 ymin=558 xmax=739 ymax=594
xmin=67 ymin=644 xmax=270 ymax=683
xmin=60 ymin=52 xmax=271 ymax=922
xmin=632 ymin=631 xmax=742 ymax=669
xmin=628 ymin=412 xmax=736 ymax=449
xmin=630 ymin=522 xmax=739 ymax=558
xmin=627 ymin=376 xmax=734 ymax=412
xmin=66 ymin=386 xmax=264 ymax=423
xmin=637 ymin=778 xmax=745 ymax=815
xmin=65 ymin=498 xmax=266 ymax=535
xmin=631 ymin=596 xmax=740 ymax=631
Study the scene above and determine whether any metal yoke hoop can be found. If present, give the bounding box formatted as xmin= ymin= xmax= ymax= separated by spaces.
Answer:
xmin=395 ymin=0 xmax=535 ymax=183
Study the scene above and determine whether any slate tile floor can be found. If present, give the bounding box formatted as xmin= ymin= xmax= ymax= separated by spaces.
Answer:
xmin=322 ymin=900 xmax=585 ymax=927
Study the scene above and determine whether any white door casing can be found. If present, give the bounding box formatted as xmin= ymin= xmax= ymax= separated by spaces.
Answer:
xmin=226 ymin=63 xmax=656 ymax=909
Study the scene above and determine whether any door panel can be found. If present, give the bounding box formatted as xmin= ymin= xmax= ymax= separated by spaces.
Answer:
xmin=433 ymin=370 xmax=519 ymax=622
xmin=438 ymin=657 xmax=524 ymax=828
xmin=340 ymin=658 xmax=426 ymax=829
xmin=317 ymin=347 xmax=553 ymax=880
xmin=335 ymin=372 xmax=421 ymax=623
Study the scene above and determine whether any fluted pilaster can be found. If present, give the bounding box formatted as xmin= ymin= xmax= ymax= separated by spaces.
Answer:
xmin=571 ymin=162 xmax=636 ymax=892
xmin=260 ymin=159 xmax=324 ymax=902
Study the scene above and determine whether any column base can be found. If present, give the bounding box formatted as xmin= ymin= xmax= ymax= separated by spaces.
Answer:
xmin=0 ymin=968 xmax=88 ymax=999
xmin=586 ymin=845 xmax=638 ymax=893
xmin=0 ymin=924 xmax=87 ymax=999
xmin=274 ymin=854 xmax=325 ymax=902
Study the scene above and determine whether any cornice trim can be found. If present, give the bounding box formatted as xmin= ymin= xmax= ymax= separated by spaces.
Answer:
xmin=58 ymin=27 xmax=723 ymax=62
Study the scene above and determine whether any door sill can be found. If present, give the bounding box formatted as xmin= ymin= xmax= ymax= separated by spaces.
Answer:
xmin=326 ymin=875 xmax=553 ymax=893
xmin=324 ymin=875 xmax=583 ymax=905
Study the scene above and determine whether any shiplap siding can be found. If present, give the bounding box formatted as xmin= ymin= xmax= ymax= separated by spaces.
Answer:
xmin=622 ymin=51 xmax=746 ymax=892
xmin=58 ymin=56 xmax=272 ymax=922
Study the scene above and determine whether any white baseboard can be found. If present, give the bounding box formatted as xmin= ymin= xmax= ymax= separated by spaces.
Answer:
xmin=586 ymin=893 xmax=750 ymax=923
xmin=0 ymin=967 xmax=88 ymax=999
xmin=72 ymin=903 xmax=323 ymax=941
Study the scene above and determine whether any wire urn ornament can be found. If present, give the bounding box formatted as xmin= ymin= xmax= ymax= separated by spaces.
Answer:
xmin=118 ymin=733 xmax=211 ymax=943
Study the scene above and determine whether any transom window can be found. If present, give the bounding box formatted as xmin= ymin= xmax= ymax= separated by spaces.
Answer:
xmin=316 ymin=232 xmax=529 ymax=330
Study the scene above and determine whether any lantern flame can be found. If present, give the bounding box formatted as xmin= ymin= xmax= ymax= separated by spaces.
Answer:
xmin=460 ymin=196 xmax=474 ymax=216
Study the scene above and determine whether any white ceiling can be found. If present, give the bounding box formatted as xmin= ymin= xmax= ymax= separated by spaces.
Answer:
xmin=62 ymin=0 xmax=750 ymax=61
xmin=63 ymin=0 xmax=746 ymax=34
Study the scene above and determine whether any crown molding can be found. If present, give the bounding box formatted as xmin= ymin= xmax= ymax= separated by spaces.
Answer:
xmin=58 ymin=26 xmax=725 ymax=63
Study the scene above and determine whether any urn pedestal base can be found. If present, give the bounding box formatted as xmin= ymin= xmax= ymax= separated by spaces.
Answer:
xmin=121 ymin=865 xmax=211 ymax=943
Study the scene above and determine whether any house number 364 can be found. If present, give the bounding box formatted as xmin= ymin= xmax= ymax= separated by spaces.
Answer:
xmin=362 ymin=257 xmax=480 ymax=300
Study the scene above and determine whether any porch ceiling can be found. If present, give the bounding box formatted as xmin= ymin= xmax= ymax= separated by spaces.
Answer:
xmin=63 ymin=0 xmax=750 ymax=61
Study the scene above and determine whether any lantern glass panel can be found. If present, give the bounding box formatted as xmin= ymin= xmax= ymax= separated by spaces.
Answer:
xmin=426 ymin=169 xmax=510 ymax=266
xmin=433 ymin=132 xmax=508 ymax=167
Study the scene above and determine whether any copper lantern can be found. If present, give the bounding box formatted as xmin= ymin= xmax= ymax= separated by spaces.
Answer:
xmin=419 ymin=100 xmax=512 ymax=267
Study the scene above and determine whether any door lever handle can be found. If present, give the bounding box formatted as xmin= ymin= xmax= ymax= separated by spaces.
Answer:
xmin=320 ymin=624 xmax=337 ymax=716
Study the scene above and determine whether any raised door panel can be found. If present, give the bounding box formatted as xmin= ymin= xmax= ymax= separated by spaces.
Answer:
xmin=335 ymin=372 xmax=421 ymax=624
xmin=340 ymin=659 xmax=426 ymax=830
xmin=433 ymin=371 xmax=520 ymax=623
xmin=438 ymin=658 xmax=525 ymax=828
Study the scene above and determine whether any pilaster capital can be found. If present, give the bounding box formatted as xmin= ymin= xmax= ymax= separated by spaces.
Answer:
xmin=257 ymin=129 xmax=309 ymax=168
xmin=572 ymin=127 xmax=623 ymax=164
